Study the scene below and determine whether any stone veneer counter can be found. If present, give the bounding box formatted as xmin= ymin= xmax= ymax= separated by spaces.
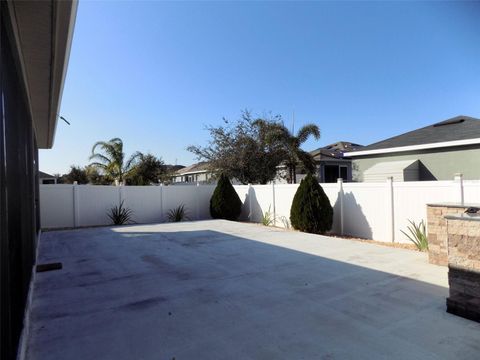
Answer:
xmin=443 ymin=214 xmax=480 ymax=322
xmin=426 ymin=203 xmax=479 ymax=266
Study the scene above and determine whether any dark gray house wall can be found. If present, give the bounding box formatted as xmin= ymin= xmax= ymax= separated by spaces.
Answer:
xmin=0 ymin=7 xmax=39 ymax=358
xmin=316 ymin=160 xmax=353 ymax=183
xmin=0 ymin=2 xmax=76 ymax=358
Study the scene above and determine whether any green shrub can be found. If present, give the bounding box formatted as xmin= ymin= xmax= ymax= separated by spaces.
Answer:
xmin=290 ymin=174 xmax=333 ymax=234
xmin=210 ymin=174 xmax=242 ymax=220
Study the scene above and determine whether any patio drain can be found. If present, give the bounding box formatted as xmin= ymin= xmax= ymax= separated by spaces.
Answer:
xmin=36 ymin=262 xmax=62 ymax=273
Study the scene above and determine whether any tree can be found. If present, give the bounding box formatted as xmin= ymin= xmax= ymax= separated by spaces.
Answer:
xmin=127 ymin=153 xmax=166 ymax=185
xmin=290 ymin=173 xmax=333 ymax=234
xmin=61 ymin=165 xmax=88 ymax=184
xmin=89 ymin=138 xmax=141 ymax=184
xmin=210 ymin=174 xmax=242 ymax=220
xmin=187 ymin=111 xmax=285 ymax=184
xmin=266 ymin=122 xmax=320 ymax=183
xmin=85 ymin=165 xmax=110 ymax=185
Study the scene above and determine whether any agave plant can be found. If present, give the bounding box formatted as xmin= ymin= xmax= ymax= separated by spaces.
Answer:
xmin=261 ymin=205 xmax=275 ymax=226
xmin=279 ymin=216 xmax=290 ymax=229
xmin=401 ymin=219 xmax=428 ymax=251
xmin=107 ymin=200 xmax=134 ymax=225
xmin=167 ymin=204 xmax=190 ymax=222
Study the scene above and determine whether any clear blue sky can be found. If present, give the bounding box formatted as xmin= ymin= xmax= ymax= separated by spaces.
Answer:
xmin=40 ymin=1 xmax=480 ymax=174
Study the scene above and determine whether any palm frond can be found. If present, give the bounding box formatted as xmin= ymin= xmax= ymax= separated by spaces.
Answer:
xmin=125 ymin=151 xmax=143 ymax=171
xmin=88 ymin=153 xmax=111 ymax=164
xmin=296 ymin=123 xmax=320 ymax=144
xmin=296 ymin=149 xmax=316 ymax=174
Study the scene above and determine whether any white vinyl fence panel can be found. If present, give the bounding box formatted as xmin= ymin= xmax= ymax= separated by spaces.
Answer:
xmin=40 ymin=176 xmax=475 ymax=244
xmin=342 ymin=182 xmax=389 ymax=241
xmin=40 ymin=185 xmax=75 ymax=228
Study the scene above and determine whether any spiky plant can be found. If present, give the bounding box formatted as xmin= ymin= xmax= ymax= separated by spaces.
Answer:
xmin=261 ymin=205 xmax=275 ymax=226
xmin=279 ymin=216 xmax=290 ymax=229
xmin=167 ymin=204 xmax=190 ymax=222
xmin=401 ymin=220 xmax=428 ymax=251
xmin=107 ymin=200 xmax=134 ymax=225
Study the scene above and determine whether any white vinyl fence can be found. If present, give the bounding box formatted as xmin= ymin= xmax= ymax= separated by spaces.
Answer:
xmin=40 ymin=175 xmax=476 ymax=243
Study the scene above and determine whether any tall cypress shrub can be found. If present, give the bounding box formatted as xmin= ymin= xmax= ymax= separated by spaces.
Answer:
xmin=210 ymin=174 xmax=242 ymax=220
xmin=290 ymin=173 xmax=333 ymax=234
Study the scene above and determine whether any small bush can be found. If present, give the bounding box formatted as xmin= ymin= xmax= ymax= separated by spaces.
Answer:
xmin=167 ymin=204 xmax=190 ymax=222
xmin=108 ymin=200 xmax=134 ymax=225
xmin=401 ymin=219 xmax=428 ymax=251
xmin=210 ymin=174 xmax=242 ymax=220
xmin=290 ymin=174 xmax=333 ymax=234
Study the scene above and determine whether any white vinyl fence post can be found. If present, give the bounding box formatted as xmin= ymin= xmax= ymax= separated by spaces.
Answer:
xmin=159 ymin=184 xmax=164 ymax=222
xmin=454 ymin=173 xmax=464 ymax=205
xmin=119 ymin=183 xmax=124 ymax=205
xmin=272 ymin=182 xmax=276 ymax=226
xmin=73 ymin=182 xmax=79 ymax=227
xmin=386 ymin=177 xmax=395 ymax=243
xmin=248 ymin=184 xmax=252 ymax=222
xmin=196 ymin=182 xmax=200 ymax=220
xmin=337 ymin=178 xmax=344 ymax=235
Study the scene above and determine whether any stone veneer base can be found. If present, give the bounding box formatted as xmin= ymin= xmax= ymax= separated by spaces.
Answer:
xmin=427 ymin=204 xmax=472 ymax=266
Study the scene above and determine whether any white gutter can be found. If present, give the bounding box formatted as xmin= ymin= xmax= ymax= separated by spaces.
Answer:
xmin=175 ymin=170 xmax=209 ymax=176
xmin=346 ymin=137 xmax=480 ymax=157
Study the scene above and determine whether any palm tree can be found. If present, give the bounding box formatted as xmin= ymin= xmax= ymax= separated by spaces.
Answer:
xmin=265 ymin=122 xmax=320 ymax=184
xmin=89 ymin=138 xmax=142 ymax=184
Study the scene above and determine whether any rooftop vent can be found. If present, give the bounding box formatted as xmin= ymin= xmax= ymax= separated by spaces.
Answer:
xmin=433 ymin=118 xmax=465 ymax=127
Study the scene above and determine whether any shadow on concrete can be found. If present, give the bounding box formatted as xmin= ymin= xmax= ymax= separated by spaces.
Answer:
xmin=25 ymin=223 xmax=480 ymax=360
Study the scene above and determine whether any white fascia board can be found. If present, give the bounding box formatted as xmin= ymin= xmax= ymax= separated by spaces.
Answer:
xmin=346 ymin=138 xmax=480 ymax=157
xmin=177 ymin=170 xmax=209 ymax=176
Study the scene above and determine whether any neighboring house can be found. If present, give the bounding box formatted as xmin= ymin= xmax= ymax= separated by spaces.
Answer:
xmin=347 ymin=115 xmax=480 ymax=182
xmin=173 ymin=162 xmax=214 ymax=184
xmin=39 ymin=171 xmax=57 ymax=184
xmin=310 ymin=141 xmax=364 ymax=182
xmin=0 ymin=1 xmax=77 ymax=358
xmin=276 ymin=141 xmax=363 ymax=183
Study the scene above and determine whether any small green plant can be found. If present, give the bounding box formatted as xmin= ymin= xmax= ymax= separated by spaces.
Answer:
xmin=108 ymin=200 xmax=134 ymax=225
xmin=167 ymin=204 xmax=190 ymax=222
xmin=261 ymin=205 xmax=275 ymax=226
xmin=401 ymin=219 xmax=428 ymax=251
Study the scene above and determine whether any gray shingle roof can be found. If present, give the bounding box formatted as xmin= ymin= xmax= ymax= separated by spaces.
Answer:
xmin=175 ymin=162 xmax=210 ymax=175
xmin=310 ymin=141 xmax=363 ymax=159
xmin=358 ymin=115 xmax=480 ymax=152
xmin=39 ymin=171 xmax=55 ymax=178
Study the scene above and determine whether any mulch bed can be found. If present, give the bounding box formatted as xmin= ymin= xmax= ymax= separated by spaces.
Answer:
xmin=328 ymin=233 xmax=419 ymax=251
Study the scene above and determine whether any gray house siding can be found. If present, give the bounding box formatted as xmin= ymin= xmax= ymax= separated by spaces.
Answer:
xmin=352 ymin=145 xmax=480 ymax=182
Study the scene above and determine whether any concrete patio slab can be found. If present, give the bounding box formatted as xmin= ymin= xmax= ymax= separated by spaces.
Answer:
xmin=25 ymin=220 xmax=480 ymax=359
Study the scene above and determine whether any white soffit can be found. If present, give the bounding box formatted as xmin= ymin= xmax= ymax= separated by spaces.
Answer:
xmin=9 ymin=0 xmax=78 ymax=149
xmin=347 ymin=138 xmax=480 ymax=157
